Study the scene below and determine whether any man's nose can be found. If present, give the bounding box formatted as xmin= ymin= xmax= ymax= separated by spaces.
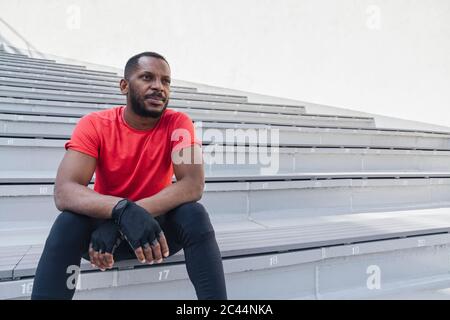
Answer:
xmin=150 ymin=79 xmax=163 ymax=91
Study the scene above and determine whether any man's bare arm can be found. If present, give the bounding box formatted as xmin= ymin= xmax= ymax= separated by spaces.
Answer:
xmin=136 ymin=145 xmax=205 ymax=217
xmin=54 ymin=149 xmax=121 ymax=219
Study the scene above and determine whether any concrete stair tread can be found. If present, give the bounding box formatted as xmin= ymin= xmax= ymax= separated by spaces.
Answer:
xmin=0 ymin=207 xmax=449 ymax=280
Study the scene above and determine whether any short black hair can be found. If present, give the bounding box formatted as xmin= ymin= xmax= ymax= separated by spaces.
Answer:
xmin=124 ymin=51 xmax=170 ymax=79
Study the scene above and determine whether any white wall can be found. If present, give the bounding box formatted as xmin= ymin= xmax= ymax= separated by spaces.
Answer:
xmin=1 ymin=0 xmax=449 ymax=127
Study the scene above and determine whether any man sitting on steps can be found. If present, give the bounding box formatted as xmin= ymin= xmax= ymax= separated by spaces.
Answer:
xmin=31 ymin=51 xmax=227 ymax=300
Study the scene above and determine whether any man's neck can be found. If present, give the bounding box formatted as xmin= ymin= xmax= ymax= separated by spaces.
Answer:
xmin=123 ymin=105 xmax=160 ymax=130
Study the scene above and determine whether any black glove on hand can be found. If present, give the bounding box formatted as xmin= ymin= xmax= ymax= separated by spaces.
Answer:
xmin=112 ymin=199 xmax=163 ymax=250
xmin=90 ymin=219 xmax=122 ymax=254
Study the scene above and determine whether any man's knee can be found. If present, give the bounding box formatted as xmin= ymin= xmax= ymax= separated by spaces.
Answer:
xmin=168 ymin=202 xmax=215 ymax=245
xmin=53 ymin=210 xmax=92 ymax=230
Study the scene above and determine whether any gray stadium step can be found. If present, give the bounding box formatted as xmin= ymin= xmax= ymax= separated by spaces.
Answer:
xmin=0 ymin=76 xmax=199 ymax=95
xmin=0 ymin=54 xmax=57 ymax=64
xmin=0 ymin=57 xmax=117 ymax=77
xmin=0 ymin=68 xmax=123 ymax=87
xmin=0 ymin=111 xmax=438 ymax=146
xmin=0 ymin=108 xmax=374 ymax=132
xmin=0 ymin=64 xmax=151 ymax=83
xmin=167 ymin=85 xmax=200 ymax=92
xmin=1 ymin=138 xmax=450 ymax=175
xmin=0 ymin=71 xmax=198 ymax=93
xmin=0 ymin=89 xmax=306 ymax=119
xmin=0 ymin=207 xmax=449 ymax=299
xmin=0 ymin=65 xmax=247 ymax=103
xmin=0 ymin=51 xmax=49 ymax=59
xmin=0 ymin=69 xmax=199 ymax=93
xmin=0 ymin=61 xmax=197 ymax=92
xmin=199 ymin=122 xmax=450 ymax=149
xmin=0 ymin=51 xmax=66 ymax=62
xmin=1 ymin=173 xmax=449 ymax=225
xmin=0 ymin=55 xmax=91 ymax=71
xmin=0 ymin=51 xmax=28 ymax=58
xmin=0 ymin=68 xmax=247 ymax=102
xmin=2 ymin=171 xmax=450 ymax=183
xmin=0 ymin=84 xmax=248 ymax=104
xmin=0 ymin=85 xmax=247 ymax=103
xmin=2 ymin=237 xmax=450 ymax=300
xmin=0 ymin=58 xmax=121 ymax=77
xmin=0 ymin=54 xmax=113 ymax=73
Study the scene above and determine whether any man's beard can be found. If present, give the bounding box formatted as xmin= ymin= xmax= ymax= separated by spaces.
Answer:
xmin=128 ymin=85 xmax=169 ymax=119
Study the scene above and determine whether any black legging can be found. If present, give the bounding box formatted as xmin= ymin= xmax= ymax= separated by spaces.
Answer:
xmin=31 ymin=201 xmax=227 ymax=300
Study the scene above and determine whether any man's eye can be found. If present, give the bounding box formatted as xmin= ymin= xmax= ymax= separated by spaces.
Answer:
xmin=143 ymin=75 xmax=151 ymax=80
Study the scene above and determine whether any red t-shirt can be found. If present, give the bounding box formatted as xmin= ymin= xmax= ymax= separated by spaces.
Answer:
xmin=64 ymin=106 xmax=201 ymax=201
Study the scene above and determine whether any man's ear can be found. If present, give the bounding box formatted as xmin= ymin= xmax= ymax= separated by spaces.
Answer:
xmin=119 ymin=79 xmax=128 ymax=95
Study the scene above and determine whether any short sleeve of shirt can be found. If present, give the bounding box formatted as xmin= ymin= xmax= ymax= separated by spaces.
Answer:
xmin=64 ymin=114 xmax=100 ymax=159
xmin=170 ymin=112 xmax=202 ymax=153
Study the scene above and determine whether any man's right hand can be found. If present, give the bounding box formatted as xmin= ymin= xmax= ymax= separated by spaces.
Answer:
xmin=89 ymin=220 xmax=122 ymax=271
xmin=112 ymin=199 xmax=169 ymax=264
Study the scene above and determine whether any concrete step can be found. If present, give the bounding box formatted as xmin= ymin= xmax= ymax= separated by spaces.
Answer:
xmin=1 ymin=173 xmax=449 ymax=224
xmin=0 ymin=57 xmax=120 ymax=77
xmin=0 ymin=110 xmax=375 ymax=133
xmin=0 ymin=84 xmax=248 ymax=104
xmin=0 ymin=71 xmax=198 ymax=93
xmin=0 ymin=209 xmax=449 ymax=299
xmin=1 ymin=138 xmax=450 ymax=175
xmin=0 ymin=55 xmax=89 ymax=71
xmin=0 ymin=95 xmax=304 ymax=114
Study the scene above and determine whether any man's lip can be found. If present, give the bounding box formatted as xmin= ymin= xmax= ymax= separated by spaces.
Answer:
xmin=145 ymin=95 xmax=165 ymax=100
xmin=145 ymin=97 xmax=165 ymax=105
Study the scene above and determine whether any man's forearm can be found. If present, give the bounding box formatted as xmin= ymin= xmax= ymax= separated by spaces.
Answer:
xmin=136 ymin=179 xmax=203 ymax=217
xmin=54 ymin=182 xmax=121 ymax=219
